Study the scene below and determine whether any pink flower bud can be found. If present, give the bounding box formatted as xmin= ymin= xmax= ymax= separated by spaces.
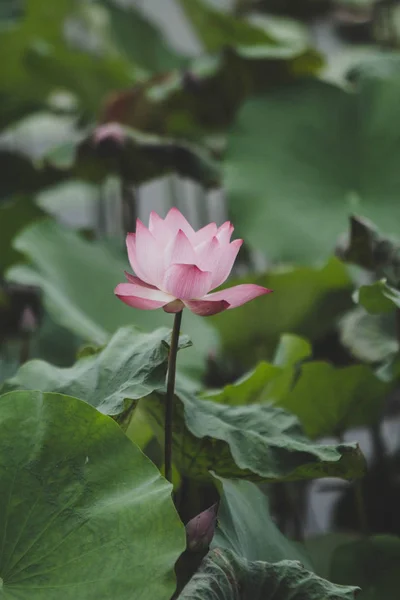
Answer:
xmin=186 ymin=504 xmax=218 ymax=552
xmin=93 ymin=123 xmax=125 ymax=147
xmin=19 ymin=306 xmax=37 ymax=334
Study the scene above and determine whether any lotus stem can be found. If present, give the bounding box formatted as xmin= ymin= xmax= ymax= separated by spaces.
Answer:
xmin=165 ymin=310 xmax=182 ymax=484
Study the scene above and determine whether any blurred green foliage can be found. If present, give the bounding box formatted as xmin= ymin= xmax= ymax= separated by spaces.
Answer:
xmin=2 ymin=0 xmax=400 ymax=598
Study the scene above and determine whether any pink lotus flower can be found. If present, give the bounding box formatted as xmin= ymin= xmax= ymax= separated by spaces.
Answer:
xmin=115 ymin=208 xmax=271 ymax=316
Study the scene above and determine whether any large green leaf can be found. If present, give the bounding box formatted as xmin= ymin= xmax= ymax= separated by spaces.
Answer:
xmin=6 ymin=219 xmax=218 ymax=376
xmin=212 ymin=476 xmax=312 ymax=567
xmin=330 ymin=535 xmax=400 ymax=600
xmin=225 ymin=74 xmax=400 ymax=263
xmin=210 ymin=258 xmax=352 ymax=365
xmin=142 ymin=388 xmax=366 ymax=482
xmin=0 ymin=390 xmax=185 ymax=599
xmin=178 ymin=549 xmax=359 ymax=599
xmin=1 ymin=326 xmax=190 ymax=420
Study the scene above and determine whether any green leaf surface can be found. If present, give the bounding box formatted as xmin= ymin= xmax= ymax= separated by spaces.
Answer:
xmin=204 ymin=336 xmax=388 ymax=438
xmin=1 ymin=326 xmax=189 ymax=419
xmin=305 ymin=534 xmax=359 ymax=580
xmin=272 ymin=332 xmax=312 ymax=368
xmin=203 ymin=334 xmax=311 ymax=407
xmin=178 ymin=549 xmax=359 ymax=599
xmin=204 ymin=361 xmax=283 ymax=406
xmin=212 ymin=476 xmax=312 ymax=567
xmin=210 ymin=258 xmax=352 ymax=365
xmin=331 ymin=535 xmax=400 ymax=600
xmin=6 ymin=219 xmax=218 ymax=376
xmin=226 ymin=75 xmax=400 ymax=263
xmin=278 ymin=361 xmax=390 ymax=438
xmin=126 ymin=404 xmax=154 ymax=449
xmin=355 ymin=280 xmax=400 ymax=314
xmin=0 ymin=390 xmax=185 ymax=599
xmin=142 ymin=388 xmax=366 ymax=482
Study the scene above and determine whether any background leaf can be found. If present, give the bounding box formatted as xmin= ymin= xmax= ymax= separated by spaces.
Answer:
xmin=210 ymin=258 xmax=352 ymax=365
xmin=203 ymin=333 xmax=311 ymax=407
xmin=226 ymin=74 xmax=400 ymax=262
xmin=305 ymin=534 xmax=359 ymax=580
xmin=338 ymin=215 xmax=400 ymax=286
xmin=212 ymin=475 xmax=312 ymax=567
xmin=330 ymin=535 xmax=400 ymax=600
xmin=204 ymin=349 xmax=389 ymax=438
xmin=100 ymin=0 xmax=186 ymax=73
xmin=339 ymin=308 xmax=398 ymax=363
xmin=179 ymin=0 xmax=277 ymax=52
xmin=276 ymin=361 xmax=390 ymax=438
xmin=355 ymin=280 xmax=400 ymax=314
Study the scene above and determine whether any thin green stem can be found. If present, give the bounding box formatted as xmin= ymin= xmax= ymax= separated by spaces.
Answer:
xmin=165 ymin=310 xmax=183 ymax=484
